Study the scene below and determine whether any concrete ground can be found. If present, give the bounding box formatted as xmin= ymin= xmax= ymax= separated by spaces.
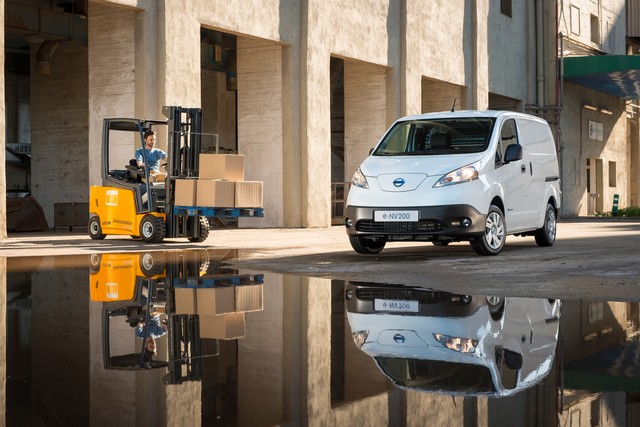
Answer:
xmin=2 ymin=219 xmax=640 ymax=301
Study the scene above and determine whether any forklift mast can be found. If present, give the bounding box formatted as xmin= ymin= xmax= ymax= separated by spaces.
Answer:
xmin=163 ymin=106 xmax=203 ymax=180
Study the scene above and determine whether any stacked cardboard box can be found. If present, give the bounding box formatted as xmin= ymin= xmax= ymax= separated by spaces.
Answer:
xmin=174 ymin=154 xmax=263 ymax=208
xmin=174 ymin=283 xmax=263 ymax=339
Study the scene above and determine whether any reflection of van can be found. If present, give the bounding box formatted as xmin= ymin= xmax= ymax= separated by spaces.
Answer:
xmin=344 ymin=111 xmax=561 ymax=255
xmin=345 ymin=282 xmax=561 ymax=397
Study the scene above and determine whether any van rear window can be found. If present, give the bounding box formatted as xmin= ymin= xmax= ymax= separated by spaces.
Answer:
xmin=373 ymin=118 xmax=495 ymax=156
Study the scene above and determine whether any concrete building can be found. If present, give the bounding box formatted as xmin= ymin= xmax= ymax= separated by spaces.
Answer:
xmin=1 ymin=0 xmax=640 ymax=239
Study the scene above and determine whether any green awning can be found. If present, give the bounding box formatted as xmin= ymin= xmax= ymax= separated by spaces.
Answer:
xmin=563 ymin=55 xmax=640 ymax=100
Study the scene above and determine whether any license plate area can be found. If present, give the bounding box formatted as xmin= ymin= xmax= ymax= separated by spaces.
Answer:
xmin=374 ymin=210 xmax=419 ymax=222
xmin=374 ymin=299 xmax=419 ymax=313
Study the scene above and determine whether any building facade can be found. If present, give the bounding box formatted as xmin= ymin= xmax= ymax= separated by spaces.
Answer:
xmin=1 ymin=0 xmax=639 ymax=238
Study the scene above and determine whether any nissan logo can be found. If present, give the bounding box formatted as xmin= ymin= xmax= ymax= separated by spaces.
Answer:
xmin=393 ymin=334 xmax=406 ymax=344
xmin=393 ymin=178 xmax=405 ymax=187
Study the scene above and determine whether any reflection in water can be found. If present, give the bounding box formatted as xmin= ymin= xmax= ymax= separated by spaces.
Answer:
xmin=4 ymin=254 xmax=640 ymax=425
xmin=90 ymin=251 xmax=262 ymax=382
xmin=344 ymin=281 xmax=561 ymax=397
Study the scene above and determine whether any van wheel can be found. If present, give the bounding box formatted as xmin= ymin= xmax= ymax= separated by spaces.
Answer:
xmin=140 ymin=215 xmax=166 ymax=243
xmin=88 ymin=216 xmax=106 ymax=240
xmin=470 ymin=205 xmax=505 ymax=255
xmin=349 ymin=236 xmax=386 ymax=254
xmin=534 ymin=203 xmax=556 ymax=247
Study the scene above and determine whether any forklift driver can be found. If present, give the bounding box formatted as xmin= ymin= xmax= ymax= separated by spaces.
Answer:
xmin=136 ymin=130 xmax=167 ymax=176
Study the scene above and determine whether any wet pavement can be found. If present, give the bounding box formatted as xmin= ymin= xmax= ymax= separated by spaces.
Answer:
xmin=3 ymin=220 xmax=640 ymax=425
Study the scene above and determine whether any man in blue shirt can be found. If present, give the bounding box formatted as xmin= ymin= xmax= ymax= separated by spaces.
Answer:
xmin=136 ymin=130 xmax=167 ymax=171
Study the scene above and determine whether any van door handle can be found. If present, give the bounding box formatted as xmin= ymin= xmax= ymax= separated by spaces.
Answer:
xmin=520 ymin=165 xmax=526 ymax=173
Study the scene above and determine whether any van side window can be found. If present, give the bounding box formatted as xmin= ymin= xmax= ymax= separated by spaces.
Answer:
xmin=496 ymin=119 xmax=519 ymax=164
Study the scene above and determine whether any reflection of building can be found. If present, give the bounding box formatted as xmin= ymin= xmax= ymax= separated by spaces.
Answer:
xmin=560 ymin=300 xmax=640 ymax=425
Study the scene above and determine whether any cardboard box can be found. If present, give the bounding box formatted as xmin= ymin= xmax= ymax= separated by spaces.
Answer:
xmin=196 ymin=180 xmax=235 ymax=207
xmin=234 ymin=181 xmax=263 ymax=208
xmin=199 ymin=313 xmax=245 ymax=339
xmin=235 ymin=284 xmax=264 ymax=312
xmin=196 ymin=287 xmax=236 ymax=315
xmin=199 ymin=154 xmax=245 ymax=181
xmin=175 ymin=288 xmax=197 ymax=314
xmin=174 ymin=179 xmax=197 ymax=206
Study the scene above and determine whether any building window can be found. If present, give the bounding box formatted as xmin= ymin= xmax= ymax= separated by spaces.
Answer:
xmin=609 ymin=161 xmax=616 ymax=187
xmin=571 ymin=6 xmax=580 ymax=35
xmin=590 ymin=14 xmax=600 ymax=45
xmin=500 ymin=0 xmax=512 ymax=18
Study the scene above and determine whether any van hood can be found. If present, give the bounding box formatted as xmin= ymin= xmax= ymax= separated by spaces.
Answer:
xmin=360 ymin=154 xmax=484 ymax=191
xmin=360 ymin=153 xmax=485 ymax=177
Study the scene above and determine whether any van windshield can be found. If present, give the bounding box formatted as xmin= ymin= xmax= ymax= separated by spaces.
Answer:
xmin=373 ymin=118 xmax=495 ymax=156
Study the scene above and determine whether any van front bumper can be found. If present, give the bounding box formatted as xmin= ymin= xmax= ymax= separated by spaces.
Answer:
xmin=344 ymin=204 xmax=486 ymax=240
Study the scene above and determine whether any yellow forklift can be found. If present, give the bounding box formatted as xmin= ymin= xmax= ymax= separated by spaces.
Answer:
xmin=88 ymin=106 xmax=263 ymax=243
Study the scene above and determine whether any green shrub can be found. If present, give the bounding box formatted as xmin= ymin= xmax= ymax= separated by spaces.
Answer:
xmin=594 ymin=206 xmax=640 ymax=217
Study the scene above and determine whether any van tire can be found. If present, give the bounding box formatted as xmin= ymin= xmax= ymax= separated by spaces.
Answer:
xmin=534 ymin=203 xmax=556 ymax=247
xmin=349 ymin=236 xmax=386 ymax=254
xmin=470 ymin=205 xmax=506 ymax=256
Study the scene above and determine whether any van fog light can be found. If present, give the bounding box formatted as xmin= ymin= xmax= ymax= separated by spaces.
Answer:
xmin=345 ymin=218 xmax=353 ymax=228
xmin=461 ymin=218 xmax=472 ymax=228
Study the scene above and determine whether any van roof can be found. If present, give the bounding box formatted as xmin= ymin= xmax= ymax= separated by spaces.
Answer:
xmin=398 ymin=110 xmax=547 ymax=123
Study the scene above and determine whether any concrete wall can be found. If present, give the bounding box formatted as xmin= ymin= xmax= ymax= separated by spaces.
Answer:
xmin=344 ymin=61 xmax=388 ymax=184
xmin=487 ymin=0 xmax=528 ymax=101
xmin=30 ymin=40 xmax=88 ymax=227
xmin=560 ymin=83 xmax=628 ymax=216
xmin=88 ymin=3 xmax=137 ymax=187
xmin=559 ymin=0 xmax=627 ymax=55
xmin=237 ymin=38 xmax=284 ymax=228
xmin=0 ymin=0 xmax=5 ymax=240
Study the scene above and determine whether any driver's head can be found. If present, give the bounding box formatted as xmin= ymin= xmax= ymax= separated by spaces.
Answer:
xmin=144 ymin=130 xmax=157 ymax=149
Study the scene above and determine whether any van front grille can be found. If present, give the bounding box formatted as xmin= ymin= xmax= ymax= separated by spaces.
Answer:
xmin=356 ymin=288 xmax=445 ymax=303
xmin=355 ymin=219 xmax=445 ymax=233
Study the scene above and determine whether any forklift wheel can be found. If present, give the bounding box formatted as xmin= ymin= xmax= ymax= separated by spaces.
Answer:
xmin=88 ymin=216 xmax=106 ymax=240
xmin=140 ymin=215 xmax=166 ymax=243
xmin=188 ymin=216 xmax=210 ymax=243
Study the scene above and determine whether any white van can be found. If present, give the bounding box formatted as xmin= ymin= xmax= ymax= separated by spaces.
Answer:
xmin=345 ymin=282 xmax=561 ymax=397
xmin=344 ymin=110 xmax=561 ymax=255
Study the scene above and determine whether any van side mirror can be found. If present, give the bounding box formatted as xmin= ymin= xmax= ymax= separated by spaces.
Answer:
xmin=504 ymin=144 xmax=523 ymax=163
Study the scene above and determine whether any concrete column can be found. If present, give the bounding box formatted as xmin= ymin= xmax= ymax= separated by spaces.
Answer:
xmin=402 ymin=0 xmax=423 ymax=117
xmin=305 ymin=277 xmax=332 ymax=425
xmin=300 ymin=2 xmax=332 ymax=227
xmin=471 ymin=0 xmax=489 ymax=109
xmin=0 ymin=0 xmax=6 ymax=239
xmin=87 ymin=3 xmax=137 ymax=187
xmin=344 ymin=61 xmax=387 ymax=181
xmin=236 ymin=38 xmax=284 ymax=227
xmin=0 ymin=258 xmax=6 ymax=426
xmin=238 ymin=273 xmax=284 ymax=426
xmin=158 ymin=0 xmax=201 ymax=108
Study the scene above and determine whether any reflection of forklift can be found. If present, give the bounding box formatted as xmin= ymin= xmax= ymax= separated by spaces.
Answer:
xmin=88 ymin=106 xmax=263 ymax=243
xmin=89 ymin=250 xmax=263 ymax=384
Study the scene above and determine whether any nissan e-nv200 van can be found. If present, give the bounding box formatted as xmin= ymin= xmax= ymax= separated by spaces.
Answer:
xmin=344 ymin=110 xmax=561 ymax=255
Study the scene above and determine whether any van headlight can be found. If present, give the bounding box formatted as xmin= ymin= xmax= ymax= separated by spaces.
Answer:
xmin=433 ymin=333 xmax=478 ymax=354
xmin=351 ymin=168 xmax=369 ymax=189
xmin=352 ymin=330 xmax=369 ymax=349
xmin=433 ymin=162 xmax=480 ymax=188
